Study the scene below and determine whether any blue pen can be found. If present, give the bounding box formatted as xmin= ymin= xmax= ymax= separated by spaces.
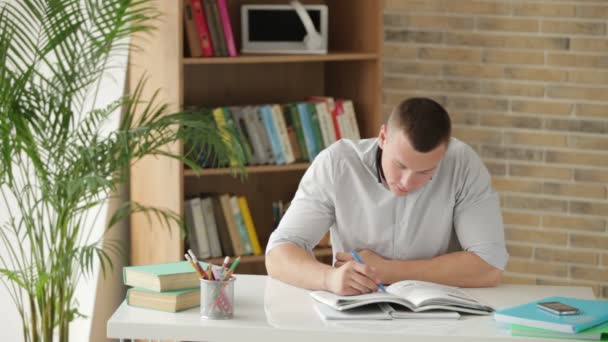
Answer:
xmin=351 ymin=250 xmax=387 ymax=292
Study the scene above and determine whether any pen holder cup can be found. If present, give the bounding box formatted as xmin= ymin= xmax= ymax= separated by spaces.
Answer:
xmin=200 ymin=277 xmax=235 ymax=319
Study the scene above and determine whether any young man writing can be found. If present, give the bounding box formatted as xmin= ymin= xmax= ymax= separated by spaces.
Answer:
xmin=265 ymin=97 xmax=508 ymax=296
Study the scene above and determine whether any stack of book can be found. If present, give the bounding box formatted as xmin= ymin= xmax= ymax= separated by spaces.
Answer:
xmin=494 ymin=296 xmax=608 ymax=340
xmin=185 ymin=194 xmax=262 ymax=259
xmin=193 ymin=97 xmax=361 ymax=167
xmin=123 ymin=261 xmax=202 ymax=312
xmin=183 ymin=0 xmax=237 ymax=57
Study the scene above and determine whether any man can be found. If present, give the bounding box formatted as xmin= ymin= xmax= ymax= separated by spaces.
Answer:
xmin=265 ymin=97 xmax=508 ymax=295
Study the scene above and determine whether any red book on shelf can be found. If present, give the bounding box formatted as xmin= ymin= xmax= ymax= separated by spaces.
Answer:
xmin=191 ymin=0 xmax=214 ymax=57
xmin=216 ymin=0 xmax=237 ymax=57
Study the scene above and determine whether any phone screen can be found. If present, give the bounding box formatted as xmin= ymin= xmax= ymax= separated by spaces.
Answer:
xmin=537 ymin=301 xmax=580 ymax=315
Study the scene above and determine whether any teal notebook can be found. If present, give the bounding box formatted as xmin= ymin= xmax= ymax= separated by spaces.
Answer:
xmin=495 ymin=296 xmax=608 ymax=333
xmin=123 ymin=261 xmax=206 ymax=292
xmin=512 ymin=322 xmax=608 ymax=341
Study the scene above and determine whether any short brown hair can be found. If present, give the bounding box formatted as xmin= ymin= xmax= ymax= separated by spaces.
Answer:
xmin=388 ymin=97 xmax=451 ymax=152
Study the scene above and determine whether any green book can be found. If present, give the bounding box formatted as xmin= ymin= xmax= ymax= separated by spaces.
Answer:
xmin=512 ymin=322 xmax=608 ymax=341
xmin=127 ymin=287 xmax=199 ymax=312
xmin=286 ymin=104 xmax=309 ymax=161
xmin=123 ymin=261 xmax=204 ymax=292
xmin=306 ymin=102 xmax=325 ymax=152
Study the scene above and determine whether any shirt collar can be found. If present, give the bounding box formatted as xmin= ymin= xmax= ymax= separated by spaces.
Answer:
xmin=375 ymin=145 xmax=386 ymax=184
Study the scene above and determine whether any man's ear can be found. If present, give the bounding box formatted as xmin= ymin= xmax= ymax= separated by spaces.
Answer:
xmin=378 ymin=124 xmax=388 ymax=149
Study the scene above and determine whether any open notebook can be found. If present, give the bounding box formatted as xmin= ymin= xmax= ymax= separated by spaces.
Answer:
xmin=311 ymin=280 xmax=493 ymax=319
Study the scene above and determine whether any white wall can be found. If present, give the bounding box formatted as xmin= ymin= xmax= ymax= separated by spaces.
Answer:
xmin=0 ymin=3 xmax=130 ymax=338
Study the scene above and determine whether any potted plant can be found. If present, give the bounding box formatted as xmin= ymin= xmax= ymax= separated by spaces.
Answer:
xmin=0 ymin=0 xmax=243 ymax=340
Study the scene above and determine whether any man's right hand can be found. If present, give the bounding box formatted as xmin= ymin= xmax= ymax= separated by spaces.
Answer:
xmin=323 ymin=261 xmax=380 ymax=296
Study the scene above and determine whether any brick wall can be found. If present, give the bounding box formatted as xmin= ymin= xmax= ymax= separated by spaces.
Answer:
xmin=383 ymin=0 xmax=608 ymax=298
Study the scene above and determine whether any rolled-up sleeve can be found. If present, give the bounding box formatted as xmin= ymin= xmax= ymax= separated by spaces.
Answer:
xmin=265 ymin=148 xmax=336 ymax=255
xmin=453 ymin=146 xmax=509 ymax=270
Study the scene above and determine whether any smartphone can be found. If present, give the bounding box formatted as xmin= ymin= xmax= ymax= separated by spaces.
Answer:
xmin=537 ymin=301 xmax=580 ymax=315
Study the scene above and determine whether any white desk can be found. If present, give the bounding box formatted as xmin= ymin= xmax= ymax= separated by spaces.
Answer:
xmin=107 ymin=274 xmax=594 ymax=342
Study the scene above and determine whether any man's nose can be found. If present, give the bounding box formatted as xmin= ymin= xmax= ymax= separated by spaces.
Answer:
xmin=400 ymin=170 xmax=413 ymax=188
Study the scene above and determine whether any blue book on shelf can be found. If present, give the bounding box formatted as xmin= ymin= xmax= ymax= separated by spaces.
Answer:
xmin=495 ymin=296 xmax=608 ymax=333
xmin=296 ymin=103 xmax=318 ymax=160
xmin=260 ymin=105 xmax=285 ymax=164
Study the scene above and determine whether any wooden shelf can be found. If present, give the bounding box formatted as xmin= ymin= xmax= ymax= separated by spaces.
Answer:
xmin=203 ymin=247 xmax=333 ymax=265
xmin=183 ymin=52 xmax=379 ymax=65
xmin=184 ymin=163 xmax=310 ymax=177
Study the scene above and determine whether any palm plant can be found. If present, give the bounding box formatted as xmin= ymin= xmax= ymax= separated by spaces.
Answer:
xmin=0 ymin=0 xmax=244 ymax=341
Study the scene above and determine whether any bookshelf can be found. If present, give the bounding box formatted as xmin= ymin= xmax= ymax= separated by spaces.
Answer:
xmin=128 ymin=0 xmax=384 ymax=274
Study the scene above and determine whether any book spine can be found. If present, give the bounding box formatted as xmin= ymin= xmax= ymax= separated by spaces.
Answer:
xmin=332 ymin=100 xmax=345 ymax=140
xmin=212 ymin=107 xmax=237 ymax=167
xmin=288 ymin=104 xmax=309 ymax=161
xmin=230 ymin=196 xmax=253 ymax=255
xmin=201 ymin=0 xmax=219 ymax=56
xmin=260 ymin=105 xmax=285 ymax=164
xmin=242 ymin=106 xmax=266 ymax=165
xmin=296 ymin=103 xmax=318 ymax=160
xmin=216 ymin=0 xmax=237 ymax=57
xmin=201 ymin=197 xmax=223 ymax=258
xmin=183 ymin=2 xmax=203 ymax=57
xmin=211 ymin=196 xmax=234 ymax=256
xmin=209 ymin=0 xmax=228 ymax=56
xmin=314 ymin=102 xmax=335 ymax=148
xmin=237 ymin=196 xmax=262 ymax=255
xmin=307 ymin=103 xmax=326 ymax=152
xmin=229 ymin=107 xmax=255 ymax=165
xmin=251 ymin=106 xmax=275 ymax=164
xmin=222 ymin=107 xmax=249 ymax=165
xmin=281 ymin=105 xmax=302 ymax=161
xmin=219 ymin=194 xmax=244 ymax=255
xmin=343 ymin=100 xmax=361 ymax=140
xmin=190 ymin=0 xmax=214 ymax=57
xmin=272 ymin=104 xmax=295 ymax=164
xmin=191 ymin=198 xmax=211 ymax=259
xmin=184 ymin=199 xmax=200 ymax=257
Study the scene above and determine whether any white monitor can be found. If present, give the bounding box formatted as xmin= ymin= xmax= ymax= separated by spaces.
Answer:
xmin=241 ymin=4 xmax=328 ymax=54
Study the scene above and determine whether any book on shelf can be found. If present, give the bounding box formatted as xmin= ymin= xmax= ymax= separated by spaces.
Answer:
xmin=271 ymin=104 xmax=296 ymax=164
xmin=218 ymin=194 xmax=245 ymax=255
xmin=187 ymin=197 xmax=212 ymax=259
xmin=314 ymin=301 xmax=460 ymax=320
xmin=229 ymin=195 xmax=254 ymax=255
xmin=188 ymin=0 xmax=214 ymax=57
xmin=183 ymin=1 xmax=202 ymax=57
xmin=237 ymin=196 xmax=263 ymax=255
xmin=211 ymin=195 xmax=235 ymax=256
xmin=216 ymin=0 xmax=237 ymax=56
xmin=260 ymin=105 xmax=286 ymax=165
xmin=201 ymin=197 xmax=223 ymax=258
xmin=127 ymin=287 xmax=199 ymax=312
xmin=123 ymin=261 xmax=201 ymax=292
xmin=494 ymin=296 xmax=608 ymax=333
xmin=511 ymin=321 xmax=608 ymax=341
xmin=311 ymin=280 xmax=493 ymax=317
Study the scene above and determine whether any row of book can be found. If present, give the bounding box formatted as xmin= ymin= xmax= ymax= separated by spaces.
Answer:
xmin=184 ymin=0 xmax=237 ymax=57
xmin=207 ymin=96 xmax=361 ymax=167
xmin=185 ymin=194 xmax=262 ymax=259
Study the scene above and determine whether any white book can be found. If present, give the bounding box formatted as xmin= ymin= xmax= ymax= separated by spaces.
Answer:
xmin=342 ymin=100 xmax=361 ymax=140
xmin=183 ymin=199 xmax=199 ymax=257
xmin=271 ymin=104 xmax=295 ymax=164
xmin=250 ymin=106 xmax=275 ymax=164
xmin=201 ymin=197 xmax=222 ymax=258
xmin=311 ymin=280 xmax=493 ymax=316
xmin=313 ymin=102 xmax=336 ymax=148
xmin=188 ymin=198 xmax=211 ymax=259
xmin=240 ymin=106 xmax=266 ymax=165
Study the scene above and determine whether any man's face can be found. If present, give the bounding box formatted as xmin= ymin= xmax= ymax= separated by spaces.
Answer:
xmin=378 ymin=125 xmax=446 ymax=196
